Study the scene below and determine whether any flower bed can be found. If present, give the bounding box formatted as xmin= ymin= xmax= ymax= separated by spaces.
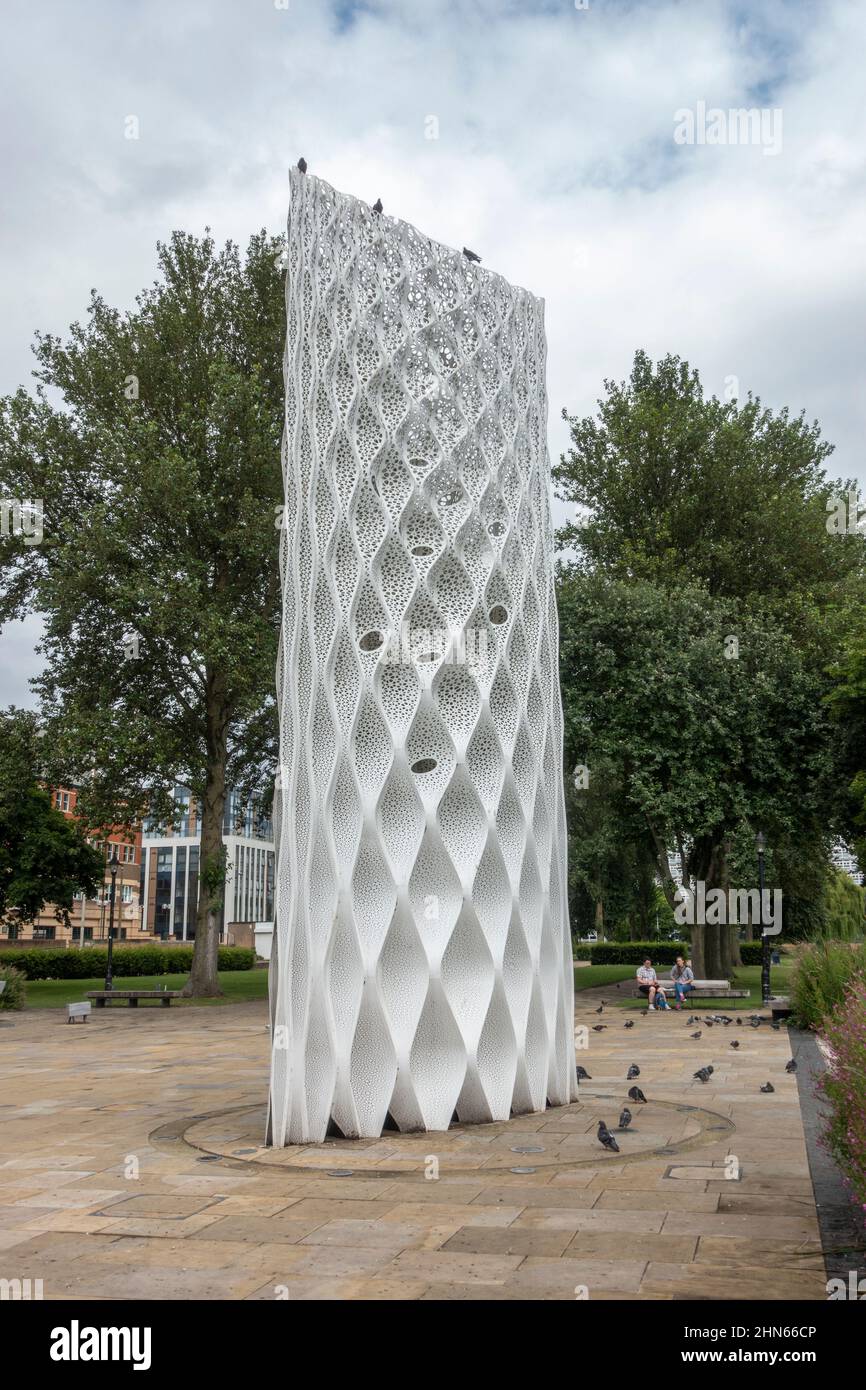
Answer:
xmin=819 ymin=974 xmax=866 ymax=1224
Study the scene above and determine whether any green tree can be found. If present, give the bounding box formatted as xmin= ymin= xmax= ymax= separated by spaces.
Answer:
xmin=557 ymin=572 xmax=844 ymax=977
xmin=555 ymin=349 xmax=860 ymax=608
xmin=0 ymin=231 xmax=285 ymax=994
xmin=828 ymin=622 xmax=866 ymax=871
xmin=820 ymin=867 xmax=865 ymax=942
xmin=0 ymin=708 xmax=103 ymax=927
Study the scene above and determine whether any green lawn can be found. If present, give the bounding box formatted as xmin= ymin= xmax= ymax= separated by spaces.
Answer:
xmin=572 ymin=965 xmax=636 ymax=992
xmin=15 ymin=970 xmax=269 ymax=1010
xmin=573 ymin=960 xmax=795 ymax=1011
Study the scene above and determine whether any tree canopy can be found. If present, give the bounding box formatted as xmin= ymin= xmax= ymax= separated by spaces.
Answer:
xmin=0 ymin=230 xmax=285 ymax=992
xmin=556 ymin=350 xmax=866 ymax=974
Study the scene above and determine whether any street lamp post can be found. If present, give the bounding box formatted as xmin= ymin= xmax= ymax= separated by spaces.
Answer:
xmin=757 ymin=831 xmax=770 ymax=1006
xmin=105 ymin=850 xmax=119 ymax=992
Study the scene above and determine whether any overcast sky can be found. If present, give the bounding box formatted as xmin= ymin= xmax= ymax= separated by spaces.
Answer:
xmin=2 ymin=0 xmax=864 ymax=707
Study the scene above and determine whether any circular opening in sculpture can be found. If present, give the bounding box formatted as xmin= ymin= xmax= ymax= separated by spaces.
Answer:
xmin=489 ymin=520 xmax=505 ymax=537
xmin=489 ymin=605 xmax=508 ymax=626
xmin=411 ymin=757 xmax=438 ymax=775
xmin=411 ymin=544 xmax=434 ymax=557
xmin=358 ymin=630 xmax=384 ymax=652
xmin=408 ymin=457 xmax=431 ymax=473
xmin=440 ymin=490 xmax=462 ymax=507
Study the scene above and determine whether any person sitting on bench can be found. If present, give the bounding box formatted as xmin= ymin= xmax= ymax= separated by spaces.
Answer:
xmin=670 ymin=955 xmax=695 ymax=1009
xmin=636 ymin=958 xmax=667 ymax=1011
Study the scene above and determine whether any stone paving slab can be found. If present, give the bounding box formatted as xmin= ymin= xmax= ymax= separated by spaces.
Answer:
xmin=0 ymin=992 xmax=842 ymax=1300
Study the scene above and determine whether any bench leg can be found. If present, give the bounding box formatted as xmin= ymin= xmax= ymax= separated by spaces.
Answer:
xmin=95 ymin=997 xmax=105 ymax=1008
xmin=128 ymin=996 xmax=138 ymax=1007
xmin=161 ymin=996 xmax=171 ymax=1007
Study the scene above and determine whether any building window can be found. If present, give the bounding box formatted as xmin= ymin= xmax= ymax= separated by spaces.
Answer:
xmin=175 ymin=845 xmax=187 ymax=940
xmin=121 ymin=884 xmax=133 ymax=904
xmin=122 ymin=844 xmax=136 ymax=864
xmin=33 ymin=926 xmax=56 ymax=940
xmin=155 ymin=847 xmax=173 ymax=940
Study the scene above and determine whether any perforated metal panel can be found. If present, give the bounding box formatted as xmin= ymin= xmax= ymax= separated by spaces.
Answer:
xmin=267 ymin=169 xmax=574 ymax=1144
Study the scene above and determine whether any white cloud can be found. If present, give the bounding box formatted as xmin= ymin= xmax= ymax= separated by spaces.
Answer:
xmin=2 ymin=0 xmax=864 ymax=698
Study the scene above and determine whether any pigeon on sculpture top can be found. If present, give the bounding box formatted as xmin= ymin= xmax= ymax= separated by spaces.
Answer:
xmin=372 ymin=198 xmax=383 ymax=214
xmin=297 ymin=156 xmax=307 ymax=173
xmin=463 ymin=246 xmax=481 ymax=263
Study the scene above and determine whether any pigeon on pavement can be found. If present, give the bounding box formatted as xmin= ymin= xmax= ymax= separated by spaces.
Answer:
xmin=690 ymin=1031 xmax=702 ymax=1039
xmin=628 ymin=1085 xmax=647 ymax=1104
xmin=760 ymin=1082 xmax=775 ymax=1093
xmin=785 ymin=1058 xmax=797 ymax=1073
xmin=618 ymin=1107 xmax=632 ymax=1131
xmin=626 ymin=1064 xmax=640 ymax=1080
xmin=730 ymin=1040 xmax=740 ymax=1049
xmin=624 ymin=1021 xmax=635 ymax=1029
xmin=597 ymin=1121 xmax=620 ymax=1152
xmin=693 ymin=1067 xmax=711 ymax=1084
xmin=576 ymin=1065 xmax=591 ymax=1080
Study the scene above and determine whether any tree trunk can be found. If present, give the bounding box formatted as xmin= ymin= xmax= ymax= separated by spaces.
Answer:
xmin=183 ymin=673 xmax=230 ymax=997
xmin=690 ymin=923 xmax=707 ymax=978
xmin=594 ymin=898 xmax=604 ymax=937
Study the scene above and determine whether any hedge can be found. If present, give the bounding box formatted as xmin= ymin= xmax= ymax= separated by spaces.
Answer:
xmin=0 ymin=964 xmax=26 ymax=1009
xmin=6 ymin=945 xmax=256 ymax=981
xmin=584 ymin=940 xmax=772 ymax=967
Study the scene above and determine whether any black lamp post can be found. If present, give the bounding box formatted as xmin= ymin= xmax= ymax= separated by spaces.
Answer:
xmin=105 ymin=849 xmax=119 ymax=992
xmin=757 ymin=831 xmax=770 ymax=1006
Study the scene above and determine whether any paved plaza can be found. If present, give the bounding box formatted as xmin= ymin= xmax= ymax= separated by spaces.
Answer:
xmin=0 ymin=990 xmax=831 ymax=1300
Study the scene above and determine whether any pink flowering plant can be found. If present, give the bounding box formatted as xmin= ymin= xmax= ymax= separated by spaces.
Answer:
xmin=819 ymin=973 xmax=866 ymax=1217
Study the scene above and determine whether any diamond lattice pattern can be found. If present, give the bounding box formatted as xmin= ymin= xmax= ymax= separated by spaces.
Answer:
xmin=268 ymin=170 xmax=575 ymax=1143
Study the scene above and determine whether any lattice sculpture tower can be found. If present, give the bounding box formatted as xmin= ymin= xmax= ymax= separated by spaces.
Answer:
xmin=268 ymin=169 xmax=575 ymax=1145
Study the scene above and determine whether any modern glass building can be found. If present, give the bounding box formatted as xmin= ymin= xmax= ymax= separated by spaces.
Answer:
xmin=141 ymin=785 xmax=274 ymax=940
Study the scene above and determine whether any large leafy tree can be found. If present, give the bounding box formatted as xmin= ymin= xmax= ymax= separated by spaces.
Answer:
xmin=556 ymin=350 xmax=865 ymax=975
xmin=558 ymin=573 xmax=845 ymax=977
xmin=0 ymin=231 xmax=285 ymax=994
xmin=0 ymin=708 xmax=103 ymax=927
xmin=555 ymin=348 xmax=860 ymax=607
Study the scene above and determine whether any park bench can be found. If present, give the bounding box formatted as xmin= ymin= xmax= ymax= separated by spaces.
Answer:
xmin=66 ymin=1001 xmax=91 ymax=1023
xmin=86 ymin=990 xmax=182 ymax=1008
xmin=770 ymin=995 xmax=793 ymax=1020
xmin=639 ymin=978 xmax=749 ymax=1002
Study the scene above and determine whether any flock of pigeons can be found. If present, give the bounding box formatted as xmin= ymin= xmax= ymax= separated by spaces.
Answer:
xmin=295 ymin=157 xmax=484 ymax=264
xmin=581 ymin=1003 xmax=800 ymax=1154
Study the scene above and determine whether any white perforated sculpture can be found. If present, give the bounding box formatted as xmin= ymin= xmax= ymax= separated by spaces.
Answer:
xmin=267 ymin=169 xmax=575 ymax=1145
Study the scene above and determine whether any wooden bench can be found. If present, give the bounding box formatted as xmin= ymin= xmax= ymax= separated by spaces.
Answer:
xmin=770 ymin=995 xmax=793 ymax=1020
xmin=66 ymin=1001 xmax=91 ymax=1023
xmin=86 ymin=990 xmax=182 ymax=1008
